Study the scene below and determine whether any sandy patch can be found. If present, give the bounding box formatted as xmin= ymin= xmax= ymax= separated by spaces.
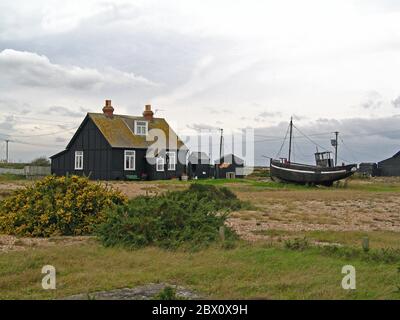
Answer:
xmin=227 ymin=192 xmax=400 ymax=242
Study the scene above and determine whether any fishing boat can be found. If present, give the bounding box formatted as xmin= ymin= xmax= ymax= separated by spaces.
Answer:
xmin=270 ymin=118 xmax=357 ymax=186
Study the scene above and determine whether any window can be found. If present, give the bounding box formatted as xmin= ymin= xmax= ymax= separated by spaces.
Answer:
xmin=124 ymin=150 xmax=136 ymax=170
xmin=156 ymin=157 xmax=164 ymax=172
xmin=135 ymin=120 xmax=148 ymax=135
xmin=166 ymin=151 xmax=176 ymax=171
xmin=75 ymin=151 xmax=83 ymax=170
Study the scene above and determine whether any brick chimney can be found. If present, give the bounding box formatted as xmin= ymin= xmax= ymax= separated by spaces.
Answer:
xmin=143 ymin=104 xmax=154 ymax=121
xmin=102 ymin=99 xmax=114 ymax=118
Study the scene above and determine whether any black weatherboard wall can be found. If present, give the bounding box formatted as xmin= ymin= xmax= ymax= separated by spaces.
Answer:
xmin=188 ymin=152 xmax=211 ymax=179
xmin=215 ymin=154 xmax=245 ymax=179
xmin=378 ymin=152 xmax=400 ymax=176
xmin=51 ymin=116 xmax=114 ymax=180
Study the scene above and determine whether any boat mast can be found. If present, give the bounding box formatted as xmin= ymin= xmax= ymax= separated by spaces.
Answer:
xmin=288 ymin=117 xmax=293 ymax=163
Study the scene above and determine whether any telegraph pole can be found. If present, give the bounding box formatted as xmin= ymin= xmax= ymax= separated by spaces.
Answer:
xmin=5 ymin=140 xmax=9 ymax=163
xmin=219 ymin=128 xmax=224 ymax=161
xmin=334 ymin=131 xmax=339 ymax=166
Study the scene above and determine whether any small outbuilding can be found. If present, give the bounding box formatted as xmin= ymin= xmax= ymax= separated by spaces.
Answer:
xmin=215 ymin=154 xmax=245 ymax=179
xmin=188 ymin=152 xmax=212 ymax=179
xmin=378 ymin=151 xmax=400 ymax=176
xmin=358 ymin=163 xmax=378 ymax=177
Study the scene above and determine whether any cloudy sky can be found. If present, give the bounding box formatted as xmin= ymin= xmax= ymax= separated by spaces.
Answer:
xmin=1 ymin=0 xmax=400 ymax=165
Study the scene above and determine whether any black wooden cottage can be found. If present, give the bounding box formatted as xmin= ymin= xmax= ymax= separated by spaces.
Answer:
xmin=188 ymin=152 xmax=212 ymax=179
xmin=215 ymin=154 xmax=245 ymax=179
xmin=51 ymin=100 xmax=188 ymax=180
xmin=377 ymin=151 xmax=400 ymax=176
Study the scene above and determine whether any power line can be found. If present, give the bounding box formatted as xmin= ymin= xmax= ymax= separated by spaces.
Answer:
xmin=0 ymin=127 xmax=77 ymax=138
xmin=292 ymin=124 xmax=331 ymax=152
xmin=275 ymin=122 xmax=290 ymax=158
xmin=0 ymin=113 xmax=79 ymax=125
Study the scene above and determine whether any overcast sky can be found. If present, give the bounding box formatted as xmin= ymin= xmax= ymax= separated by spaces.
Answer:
xmin=1 ymin=0 xmax=400 ymax=164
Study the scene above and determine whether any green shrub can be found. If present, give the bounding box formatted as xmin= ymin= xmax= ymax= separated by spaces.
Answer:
xmin=284 ymin=237 xmax=310 ymax=251
xmin=97 ymin=184 xmax=243 ymax=249
xmin=321 ymin=246 xmax=400 ymax=264
xmin=0 ymin=175 xmax=126 ymax=237
xmin=153 ymin=286 xmax=183 ymax=300
xmin=30 ymin=157 xmax=50 ymax=166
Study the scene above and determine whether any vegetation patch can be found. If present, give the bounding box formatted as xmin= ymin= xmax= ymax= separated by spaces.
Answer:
xmin=0 ymin=174 xmax=25 ymax=182
xmin=97 ymin=184 xmax=248 ymax=250
xmin=0 ymin=163 xmax=27 ymax=169
xmin=0 ymin=175 xmax=126 ymax=237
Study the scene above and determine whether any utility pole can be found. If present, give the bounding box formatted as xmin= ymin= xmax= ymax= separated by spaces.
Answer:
xmin=334 ymin=131 xmax=339 ymax=167
xmin=288 ymin=117 xmax=293 ymax=163
xmin=219 ymin=128 xmax=224 ymax=161
xmin=5 ymin=140 xmax=9 ymax=163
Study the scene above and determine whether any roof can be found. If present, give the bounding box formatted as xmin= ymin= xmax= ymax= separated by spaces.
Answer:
xmin=393 ymin=151 xmax=400 ymax=158
xmin=88 ymin=113 xmax=186 ymax=149
xmin=188 ymin=152 xmax=210 ymax=164
xmin=378 ymin=150 xmax=400 ymax=164
xmin=215 ymin=154 xmax=244 ymax=166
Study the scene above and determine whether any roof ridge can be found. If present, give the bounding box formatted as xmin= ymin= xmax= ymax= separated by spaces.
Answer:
xmin=87 ymin=112 xmax=164 ymax=120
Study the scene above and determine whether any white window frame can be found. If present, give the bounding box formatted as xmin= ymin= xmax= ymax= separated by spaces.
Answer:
xmin=74 ymin=151 xmax=83 ymax=170
xmin=156 ymin=157 xmax=164 ymax=172
xmin=134 ymin=120 xmax=148 ymax=136
xmin=166 ymin=151 xmax=176 ymax=171
xmin=124 ymin=150 xmax=136 ymax=171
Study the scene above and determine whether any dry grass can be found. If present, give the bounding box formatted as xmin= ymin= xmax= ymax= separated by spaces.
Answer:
xmin=1 ymin=177 xmax=400 ymax=299
xmin=0 ymin=242 xmax=399 ymax=300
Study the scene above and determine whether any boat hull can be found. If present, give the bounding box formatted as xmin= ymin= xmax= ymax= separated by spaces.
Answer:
xmin=270 ymin=160 xmax=357 ymax=186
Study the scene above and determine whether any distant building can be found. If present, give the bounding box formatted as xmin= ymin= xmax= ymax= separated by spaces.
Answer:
xmin=215 ymin=154 xmax=245 ymax=179
xmin=51 ymin=100 xmax=188 ymax=180
xmin=378 ymin=151 xmax=400 ymax=176
xmin=358 ymin=163 xmax=378 ymax=177
xmin=188 ymin=152 xmax=212 ymax=179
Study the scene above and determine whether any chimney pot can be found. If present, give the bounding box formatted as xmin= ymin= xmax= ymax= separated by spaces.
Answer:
xmin=102 ymin=99 xmax=114 ymax=118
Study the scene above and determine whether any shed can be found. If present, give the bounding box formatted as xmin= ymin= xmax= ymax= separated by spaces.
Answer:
xmin=358 ymin=163 xmax=378 ymax=177
xmin=215 ymin=154 xmax=245 ymax=179
xmin=188 ymin=152 xmax=212 ymax=179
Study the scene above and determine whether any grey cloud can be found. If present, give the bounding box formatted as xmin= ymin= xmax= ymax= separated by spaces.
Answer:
xmin=392 ymin=96 xmax=400 ymax=108
xmin=258 ymin=111 xmax=282 ymax=118
xmin=0 ymin=49 xmax=157 ymax=90
xmin=360 ymin=91 xmax=383 ymax=109
xmin=55 ymin=136 xmax=67 ymax=143
xmin=0 ymin=115 xmax=16 ymax=132
xmin=187 ymin=123 xmax=220 ymax=131
xmin=46 ymin=106 xmax=85 ymax=118
xmin=361 ymin=99 xmax=383 ymax=109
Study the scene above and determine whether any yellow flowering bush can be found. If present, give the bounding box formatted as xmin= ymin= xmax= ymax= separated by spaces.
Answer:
xmin=0 ymin=175 xmax=127 ymax=237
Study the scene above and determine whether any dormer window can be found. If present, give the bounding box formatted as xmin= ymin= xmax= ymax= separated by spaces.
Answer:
xmin=135 ymin=120 xmax=148 ymax=136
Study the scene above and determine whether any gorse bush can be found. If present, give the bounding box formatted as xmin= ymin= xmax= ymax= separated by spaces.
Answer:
xmin=97 ymin=184 xmax=244 ymax=249
xmin=0 ymin=175 xmax=126 ymax=237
